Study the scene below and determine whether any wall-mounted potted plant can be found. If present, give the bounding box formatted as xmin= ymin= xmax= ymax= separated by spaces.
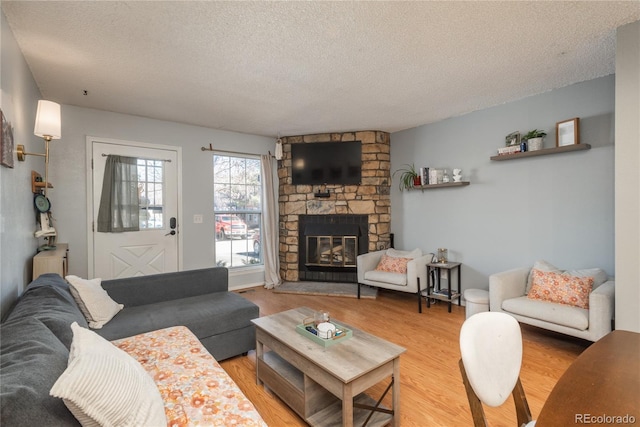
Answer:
xmin=522 ymin=129 xmax=547 ymax=151
xmin=393 ymin=163 xmax=421 ymax=191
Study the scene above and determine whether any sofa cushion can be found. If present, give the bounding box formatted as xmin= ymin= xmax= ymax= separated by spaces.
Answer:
xmin=0 ymin=317 xmax=79 ymax=426
xmin=50 ymin=322 xmax=166 ymax=427
xmin=66 ymin=275 xmax=124 ymax=329
xmin=502 ymin=296 xmax=589 ymax=330
xmin=4 ymin=273 xmax=88 ymax=348
xmin=375 ymin=254 xmax=412 ymax=274
xmin=364 ymin=270 xmax=408 ymax=286
xmin=95 ymin=291 xmax=258 ymax=342
xmin=528 ymin=269 xmax=593 ymax=309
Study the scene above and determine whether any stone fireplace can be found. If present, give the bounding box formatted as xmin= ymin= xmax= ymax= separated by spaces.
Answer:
xmin=278 ymin=131 xmax=391 ymax=282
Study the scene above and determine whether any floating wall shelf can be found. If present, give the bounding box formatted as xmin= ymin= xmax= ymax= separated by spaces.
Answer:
xmin=410 ymin=181 xmax=470 ymax=190
xmin=490 ymin=143 xmax=591 ymax=161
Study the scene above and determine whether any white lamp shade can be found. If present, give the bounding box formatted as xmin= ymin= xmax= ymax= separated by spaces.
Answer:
xmin=34 ymin=100 xmax=61 ymax=139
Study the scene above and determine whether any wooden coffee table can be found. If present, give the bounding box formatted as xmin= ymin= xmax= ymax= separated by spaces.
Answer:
xmin=252 ymin=307 xmax=406 ymax=427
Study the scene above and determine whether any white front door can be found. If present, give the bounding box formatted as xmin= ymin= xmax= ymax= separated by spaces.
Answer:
xmin=89 ymin=139 xmax=180 ymax=279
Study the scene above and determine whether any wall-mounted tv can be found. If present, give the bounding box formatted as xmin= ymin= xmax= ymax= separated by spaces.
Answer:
xmin=291 ymin=141 xmax=362 ymax=185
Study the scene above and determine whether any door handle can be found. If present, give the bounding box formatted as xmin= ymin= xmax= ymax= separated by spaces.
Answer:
xmin=165 ymin=230 xmax=176 ymax=236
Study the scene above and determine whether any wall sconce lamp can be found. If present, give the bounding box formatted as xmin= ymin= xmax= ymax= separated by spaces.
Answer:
xmin=17 ymin=100 xmax=61 ymax=196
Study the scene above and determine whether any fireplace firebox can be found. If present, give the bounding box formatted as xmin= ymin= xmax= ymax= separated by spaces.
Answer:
xmin=298 ymin=215 xmax=368 ymax=282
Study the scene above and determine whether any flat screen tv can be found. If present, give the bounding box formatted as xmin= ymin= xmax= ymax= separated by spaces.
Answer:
xmin=291 ymin=141 xmax=362 ymax=185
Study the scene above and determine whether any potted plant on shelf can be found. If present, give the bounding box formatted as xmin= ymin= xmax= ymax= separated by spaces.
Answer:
xmin=522 ymin=129 xmax=547 ymax=151
xmin=393 ymin=163 xmax=421 ymax=191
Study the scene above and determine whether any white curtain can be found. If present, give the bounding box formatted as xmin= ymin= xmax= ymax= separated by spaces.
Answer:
xmin=261 ymin=154 xmax=282 ymax=288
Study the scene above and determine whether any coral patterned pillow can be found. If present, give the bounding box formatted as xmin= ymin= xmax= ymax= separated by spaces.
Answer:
xmin=375 ymin=254 xmax=412 ymax=274
xmin=527 ymin=269 xmax=594 ymax=309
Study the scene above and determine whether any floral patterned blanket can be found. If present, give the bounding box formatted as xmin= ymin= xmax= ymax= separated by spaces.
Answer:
xmin=112 ymin=326 xmax=267 ymax=427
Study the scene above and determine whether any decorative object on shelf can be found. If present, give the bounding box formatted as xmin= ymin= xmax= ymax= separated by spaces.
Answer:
xmin=497 ymin=145 xmax=522 ymax=155
xmin=17 ymin=100 xmax=62 ymax=196
xmin=442 ymin=169 xmax=450 ymax=183
xmin=556 ymin=117 xmax=580 ymax=147
xmin=453 ymin=168 xmax=463 ymax=182
xmin=522 ymin=129 xmax=547 ymax=152
xmin=393 ymin=163 xmax=420 ymax=191
xmin=437 ymin=248 xmax=448 ymax=263
xmin=505 ymin=131 xmax=521 ymax=147
xmin=1 ymin=109 xmax=15 ymax=168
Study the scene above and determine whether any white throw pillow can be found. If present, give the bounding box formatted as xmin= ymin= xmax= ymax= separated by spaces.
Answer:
xmin=65 ymin=275 xmax=123 ymax=329
xmin=50 ymin=322 xmax=166 ymax=427
xmin=386 ymin=248 xmax=422 ymax=259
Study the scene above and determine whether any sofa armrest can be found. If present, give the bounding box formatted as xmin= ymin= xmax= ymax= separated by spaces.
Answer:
xmin=588 ymin=280 xmax=615 ymax=341
xmin=407 ymin=253 xmax=434 ymax=292
xmin=102 ymin=267 xmax=229 ymax=307
xmin=357 ymin=250 xmax=385 ymax=283
xmin=489 ymin=267 xmax=530 ymax=313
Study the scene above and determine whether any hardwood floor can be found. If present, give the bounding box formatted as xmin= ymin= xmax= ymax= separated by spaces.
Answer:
xmin=220 ymin=286 xmax=590 ymax=426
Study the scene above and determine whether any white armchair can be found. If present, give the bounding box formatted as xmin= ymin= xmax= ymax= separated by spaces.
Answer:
xmin=357 ymin=248 xmax=434 ymax=312
xmin=489 ymin=262 xmax=615 ymax=342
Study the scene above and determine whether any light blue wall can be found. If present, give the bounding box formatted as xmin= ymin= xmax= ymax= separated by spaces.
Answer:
xmin=49 ymin=105 xmax=274 ymax=289
xmin=0 ymin=11 xmax=45 ymax=318
xmin=390 ymin=75 xmax=615 ymax=290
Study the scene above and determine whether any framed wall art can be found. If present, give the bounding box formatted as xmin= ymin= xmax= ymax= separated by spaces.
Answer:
xmin=556 ymin=117 xmax=580 ymax=147
xmin=505 ymin=131 xmax=521 ymax=147
xmin=1 ymin=110 xmax=15 ymax=168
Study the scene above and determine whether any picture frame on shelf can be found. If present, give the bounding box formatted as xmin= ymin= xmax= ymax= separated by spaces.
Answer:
xmin=505 ymin=131 xmax=520 ymax=147
xmin=556 ymin=117 xmax=580 ymax=147
xmin=1 ymin=109 xmax=15 ymax=168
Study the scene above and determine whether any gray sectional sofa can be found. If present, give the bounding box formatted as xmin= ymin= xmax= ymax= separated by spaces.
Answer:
xmin=0 ymin=267 xmax=260 ymax=426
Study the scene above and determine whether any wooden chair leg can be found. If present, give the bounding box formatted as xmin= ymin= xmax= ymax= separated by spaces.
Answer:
xmin=458 ymin=359 xmax=488 ymax=427
xmin=357 ymin=282 xmax=361 ymax=299
xmin=512 ymin=377 xmax=533 ymax=427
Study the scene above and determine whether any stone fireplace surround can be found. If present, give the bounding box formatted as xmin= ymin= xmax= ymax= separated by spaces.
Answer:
xmin=278 ymin=131 xmax=391 ymax=282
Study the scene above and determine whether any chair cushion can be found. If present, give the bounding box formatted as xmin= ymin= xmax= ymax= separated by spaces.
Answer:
xmin=364 ymin=270 xmax=408 ymax=286
xmin=502 ymin=296 xmax=589 ymax=330
xmin=527 ymin=269 xmax=593 ymax=309
xmin=525 ymin=260 xmax=608 ymax=294
xmin=386 ymin=248 xmax=422 ymax=259
xmin=526 ymin=260 xmax=561 ymax=294
xmin=375 ymin=254 xmax=412 ymax=274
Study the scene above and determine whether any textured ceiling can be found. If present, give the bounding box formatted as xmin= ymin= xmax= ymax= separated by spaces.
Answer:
xmin=3 ymin=1 xmax=639 ymax=138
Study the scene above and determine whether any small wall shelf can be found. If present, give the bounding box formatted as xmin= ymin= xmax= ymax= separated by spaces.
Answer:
xmin=490 ymin=143 xmax=591 ymax=161
xmin=31 ymin=170 xmax=53 ymax=193
xmin=410 ymin=181 xmax=470 ymax=190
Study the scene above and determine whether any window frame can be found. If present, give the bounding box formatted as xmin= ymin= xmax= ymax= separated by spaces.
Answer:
xmin=212 ymin=152 xmax=263 ymax=269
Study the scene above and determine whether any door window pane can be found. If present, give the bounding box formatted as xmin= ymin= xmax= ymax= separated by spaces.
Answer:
xmin=137 ymin=159 xmax=164 ymax=229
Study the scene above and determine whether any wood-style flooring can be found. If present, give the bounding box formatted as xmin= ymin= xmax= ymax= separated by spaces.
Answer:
xmin=220 ymin=286 xmax=590 ymax=426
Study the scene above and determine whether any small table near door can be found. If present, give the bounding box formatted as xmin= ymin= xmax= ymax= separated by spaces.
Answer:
xmin=537 ymin=330 xmax=640 ymax=426
xmin=425 ymin=262 xmax=462 ymax=313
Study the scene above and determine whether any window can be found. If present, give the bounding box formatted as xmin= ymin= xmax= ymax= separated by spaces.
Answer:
xmin=213 ymin=154 xmax=262 ymax=268
xmin=137 ymin=158 xmax=164 ymax=229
